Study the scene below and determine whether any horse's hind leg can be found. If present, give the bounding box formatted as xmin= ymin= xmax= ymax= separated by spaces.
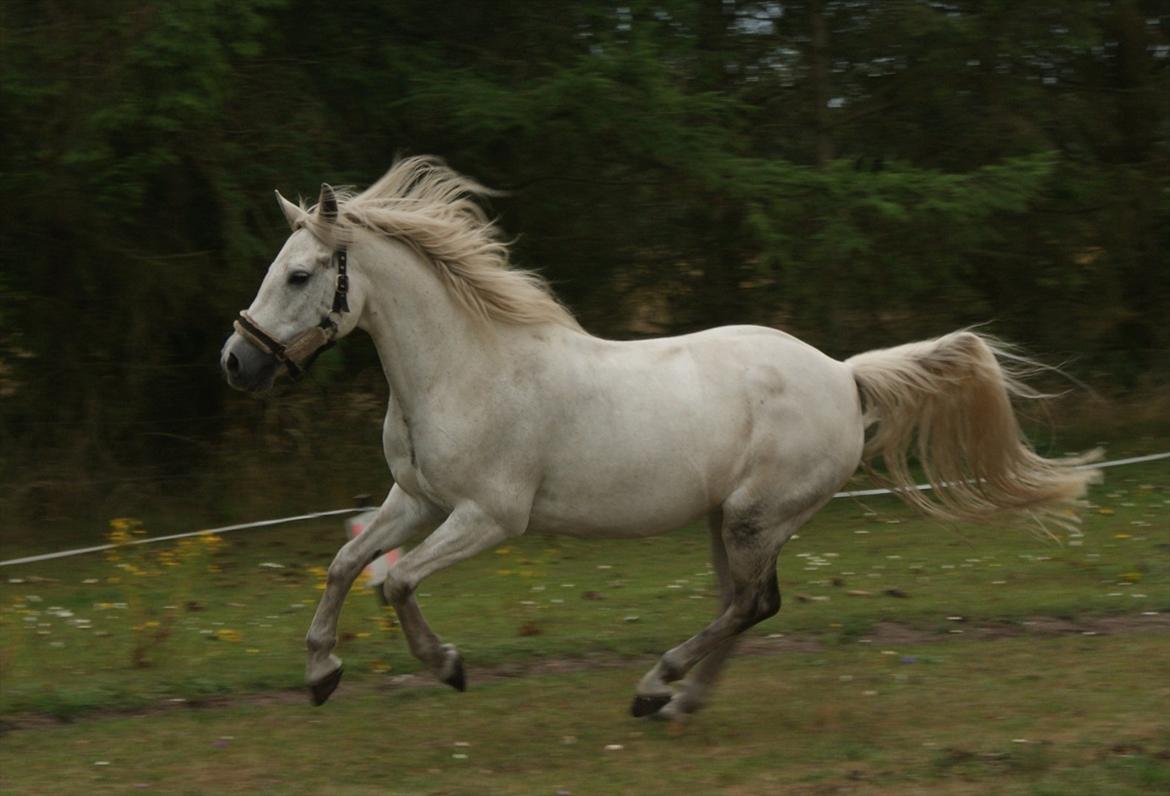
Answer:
xmin=657 ymin=511 xmax=738 ymax=720
xmin=631 ymin=497 xmax=817 ymax=719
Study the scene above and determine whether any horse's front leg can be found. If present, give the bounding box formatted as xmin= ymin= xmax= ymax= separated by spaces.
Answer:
xmin=381 ymin=502 xmax=520 ymax=691
xmin=305 ymin=486 xmax=440 ymax=705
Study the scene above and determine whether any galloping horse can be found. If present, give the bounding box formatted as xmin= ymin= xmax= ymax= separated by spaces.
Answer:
xmin=221 ymin=157 xmax=1096 ymax=720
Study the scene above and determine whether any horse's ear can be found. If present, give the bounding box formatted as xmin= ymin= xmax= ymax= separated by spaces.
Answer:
xmin=274 ymin=190 xmax=305 ymax=231
xmin=316 ymin=183 xmax=338 ymax=223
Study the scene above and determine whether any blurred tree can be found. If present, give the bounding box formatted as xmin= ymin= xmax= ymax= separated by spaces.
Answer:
xmin=0 ymin=0 xmax=1166 ymax=528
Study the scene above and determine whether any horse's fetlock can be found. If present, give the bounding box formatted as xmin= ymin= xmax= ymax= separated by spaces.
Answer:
xmin=306 ymin=631 xmax=334 ymax=653
xmin=658 ymin=655 xmax=685 ymax=683
xmin=328 ymin=554 xmax=357 ymax=583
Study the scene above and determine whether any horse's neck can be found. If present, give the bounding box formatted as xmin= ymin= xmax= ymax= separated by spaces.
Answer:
xmin=355 ymin=237 xmax=501 ymax=415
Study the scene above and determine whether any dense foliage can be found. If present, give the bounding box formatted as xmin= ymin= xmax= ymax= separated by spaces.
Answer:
xmin=1 ymin=1 xmax=1167 ymax=528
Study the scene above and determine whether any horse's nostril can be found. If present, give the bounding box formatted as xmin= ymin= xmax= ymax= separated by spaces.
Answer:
xmin=226 ymin=352 xmax=240 ymax=374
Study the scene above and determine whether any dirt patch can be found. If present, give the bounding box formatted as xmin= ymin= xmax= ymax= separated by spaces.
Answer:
xmin=1 ymin=611 xmax=1166 ymax=734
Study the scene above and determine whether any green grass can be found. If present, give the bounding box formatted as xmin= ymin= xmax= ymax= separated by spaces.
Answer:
xmin=0 ymin=632 xmax=1166 ymax=795
xmin=1 ymin=461 xmax=1167 ymax=720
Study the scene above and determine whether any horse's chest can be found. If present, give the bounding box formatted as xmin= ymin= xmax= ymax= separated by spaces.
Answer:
xmin=382 ymin=402 xmax=421 ymax=487
xmin=381 ymin=404 xmax=452 ymax=506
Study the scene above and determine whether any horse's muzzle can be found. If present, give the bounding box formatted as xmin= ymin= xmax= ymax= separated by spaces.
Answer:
xmin=221 ymin=332 xmax=278 ymax=393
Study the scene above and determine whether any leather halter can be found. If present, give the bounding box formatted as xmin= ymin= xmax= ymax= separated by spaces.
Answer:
xmin=232 ymin=249 xmax=350 ymax=380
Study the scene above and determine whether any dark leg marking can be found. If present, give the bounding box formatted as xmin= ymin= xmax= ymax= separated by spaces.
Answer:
xmin=735 ymin=572 xmax=782 ymax=633
xmin=726 ymin=506 xmax=763 ymax=545
xmin=758 ymin=573 xmax=781 ymax=619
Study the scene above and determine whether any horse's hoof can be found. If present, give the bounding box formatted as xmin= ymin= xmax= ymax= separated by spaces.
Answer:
xmin=436 ymin=643 xmax=466 ymax=692
xmin=309 ymin=666 xmax=343 ymax=706
xmin=442 ymin=655 xmax=466 ymax=692
xmin=630 ymin=693 xmax=671 ymax=718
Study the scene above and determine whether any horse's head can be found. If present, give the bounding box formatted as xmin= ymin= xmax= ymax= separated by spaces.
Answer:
xmin=221 ymin=184 xmax=360 ymax=392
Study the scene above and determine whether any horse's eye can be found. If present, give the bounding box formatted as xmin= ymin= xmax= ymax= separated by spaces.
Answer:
xmin=288 ymin=271 xmax=311 ymax=286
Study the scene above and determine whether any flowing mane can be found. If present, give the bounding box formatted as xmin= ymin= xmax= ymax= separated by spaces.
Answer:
xmin=300 ymin=157 xmax=580 ymax=329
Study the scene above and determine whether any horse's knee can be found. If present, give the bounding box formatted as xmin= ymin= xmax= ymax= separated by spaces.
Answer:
xmin=328 ymin=541 xmax=386 ymax=584
xmin=327 ymin=551 xmax=358 ymax=583
xmin=382 ymin=573 xmax=412 ymax=605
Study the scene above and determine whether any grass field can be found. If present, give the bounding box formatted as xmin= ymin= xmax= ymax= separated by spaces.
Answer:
xmin=1 ymin=456 xmax=1167 ymax=794
xmin=0 ymin=633 xmax=1167 ymax=795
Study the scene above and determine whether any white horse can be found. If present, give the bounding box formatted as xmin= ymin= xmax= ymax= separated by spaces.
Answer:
xmin=221 ymin=157 xmax=1096 ymax=720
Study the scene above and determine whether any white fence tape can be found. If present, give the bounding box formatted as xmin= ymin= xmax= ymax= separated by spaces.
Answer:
xmin=833 ymin=451 xmax=1170 ymax=498
xmin=0 ymin=508 xmax=361 ymax=568
xmin=2 ymin=452 xmax=1167 ymax=569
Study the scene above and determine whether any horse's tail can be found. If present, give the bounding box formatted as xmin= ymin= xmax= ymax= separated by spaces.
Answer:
xmin=846 ymin=330 xmax=1100 ymax=532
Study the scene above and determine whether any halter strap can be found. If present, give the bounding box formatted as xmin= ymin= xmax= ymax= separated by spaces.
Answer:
xmin=233 ymin=311 xmax=288 ymax=360
xmin=333 ymin=249 xmax=350 ymax=313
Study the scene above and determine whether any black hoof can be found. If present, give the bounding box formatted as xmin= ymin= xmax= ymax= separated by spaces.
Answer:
xmin=309 ymin=666 xmax=343 ymax=706
xmin=443 ymin=656 xmax=467 ymax=692
xmin=630 ymin=694 xmax=671 ymax=718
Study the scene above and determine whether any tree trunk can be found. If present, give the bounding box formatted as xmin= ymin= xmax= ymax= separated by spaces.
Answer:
xmin=809 ymin=0 xmax=833 ymax=167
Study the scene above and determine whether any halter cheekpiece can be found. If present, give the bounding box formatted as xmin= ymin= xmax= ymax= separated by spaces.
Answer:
xmin=233 ymin=248 xmax=350 ymax=380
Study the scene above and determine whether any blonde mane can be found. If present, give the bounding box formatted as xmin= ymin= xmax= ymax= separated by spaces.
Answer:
xmin=300 ymin=157 xmax=580 ymax=330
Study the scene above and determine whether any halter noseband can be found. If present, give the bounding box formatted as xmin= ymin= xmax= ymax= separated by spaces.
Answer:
xmin=233 ymin=249 xmax=350 ymax=380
